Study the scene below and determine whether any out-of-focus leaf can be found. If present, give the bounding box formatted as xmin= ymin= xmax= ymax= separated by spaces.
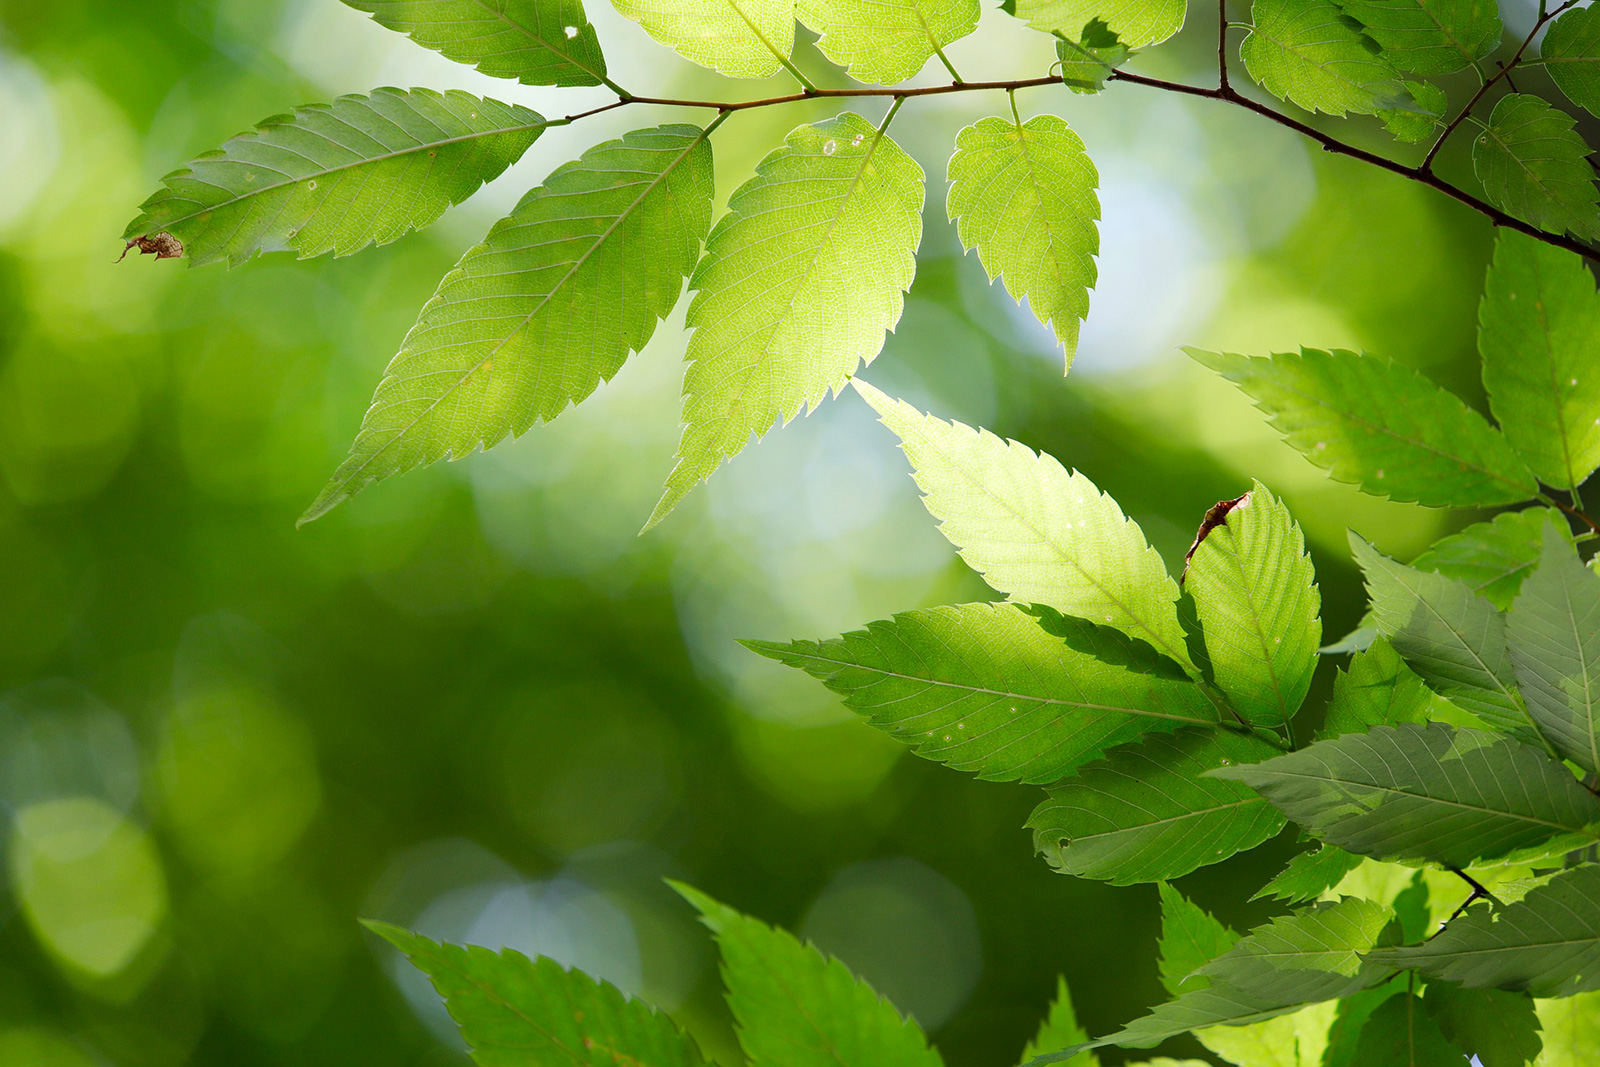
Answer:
xmin=1197 ymin=1002 xmax=1338 ymax=1067
xmin=1412 ymin=508 xmax=1573 ymax=609
xmin=1021 ymin=977 xmax=1099 ymax=1066
xmin=1241 ymin=0 xmax=1411 ymax=116
xmin=1334 ymin=0 xmax=1499 ymax=74
xmin=1507 ymin=523 xmax=1600 ymax=775
xmin=799 ymin=0 xmax=980 ymax=83
xmin=338 ymin=0 xmax=607 ymax=85
xmin=1472 ymin=94 xmax=1600 ymax=241
xmin=1251 ymin=845 xmax=1364 ymax=904
xmin=1318 ymin=637 xmax=1434 ymax=738
xmin=1349 ymin=993 xmax=1466 ymax=1067
xmin=1535 ymin=991 xmax=1600 ymax=1065
xmin=1055 ymin=20 xmax=1131 ymax=93
xmin=611 ymin=0 xmax=794 ymax=77
xmin=1424 ymin=984 xmax=1542 ymax=1067
xmin=745 ymin=602 xmax=1216 ymax=784
xmin=1003 ymin=0 xmax=1184 ymax=47
xmin=1541 ymin=5 xmax=1600 ymax=118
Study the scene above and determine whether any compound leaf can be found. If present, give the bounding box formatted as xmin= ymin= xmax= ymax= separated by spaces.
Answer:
xmin=1423 ymin=984 xmax=1542 ymax=1067
xmin=1334 ymin=0 xmax=1499 ymax=75
xmin=1209 ymin=722 xmax=1600 ymax=868
xmin=1541 ymin=4 xmax=1600 ymax=119
xmin=799 ymin=0 xmax=980 ymax=83
xmin=1480 ymin=231 xmax=1600 ymax=490
xmin=1349 ymin=993 xmax=1466 ymax=1067
xmin=649 ymin=114 xmax=922 ymax=527
xmin=854 ymin=381 xmax=1194 ymax=670
xmin=1412 ymin=508 xmax=1573 ymax=610
xmin=1318 ymin=637 xmax=1434 ymax=738
xmin=124 ymin=89 xmax=543 ymax=268
xmin=1191 ymin=347 xmax=1537 ymax=508
xmin=366 ymin=921 xmax=708 ymax=1067
xmin=1029 ymin=728 xmax=1286 ymax=884
xmin=1472 ymin=94 xmax=1600 ymax=242
xmin=611 ymin=0 xmax=795 ymax=78
xmin=338 ymin=0 xmax=608 ymax=85
xmin=1003 ymin=0 xmax=1184 ymax=48
xmin=1507 ymin=522 xmax=1600 ymax=774
xmin=1241 ymin=0 xmax=1411 ymax=116
xmin=946 ymin=113 xmax=1099 ymax=367
xmin=746 ymin=602 xmax=1217 ymax=785
xmin=304 ymin=124 xmax=714 ymax=523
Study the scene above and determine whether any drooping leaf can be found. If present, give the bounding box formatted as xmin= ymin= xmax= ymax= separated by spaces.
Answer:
xmin=853 ymin=380 xmax=1194 ymax=670
xmin=1191 ymin=347 xmax=1538 ymax=508
xmin=304 ymin=124 xmax=714 ymax=523
xmin=1183 ymin=482 xmax=1321 ymax=729
xmin=1540 ymin=4 xmax=1600 ymax=119
xmin=1241 ymin=0 xmax=1411 ymax=116
xmin=338 ymin=0 xmax=607 ymax=85
xmin=124 ymin=89 xmax=544 ymax=268
xmin=1370 ymin=866 xmax=1600 ymax=998
xmin=1029 ymin=728 xmax=1286 ymax=884
xmin=1351 ymin=534 xmax=1537 ymax=740
xmin=1055 ymin=20 xmax=1132 ymax=93
xmin=1194 ymin=898 xmax=1396 ymax=1006
xmin=1479 ymin=231 xmax=1600 ymax=490
xmin=1412 ymin=508 xmax=1574 ymax=610
xmin=1424 ymin=984 xmax=1543 ymax=1067
xmin=648 ymin=114 xmax=922 ymax=527
xmin=366 ymin=922 xmax=708 ymax=1067
xmin=1472 ymin=94 xmax=1600 ymax=241
xmin=1158 ymin=882 xmax=1239 ymax=997
xmin=1251 ymin=845 xmax=1364 ymax=904
xmin=1318 ymin=637 xmax=1434 ymax=738
xmin=946 ymin=113 xmax=1099 ymax=365
xmin=1507 ymin=522 xmax=1600 ymax=775
xmin=745 ymin=602 xmax=1216 ymax=784
xmin=1209 ymin=722 xmax=1600 ymax=867
xmin=1022 ymin=977 xmax=1099 ymax=1066
xmin=610 ymin=0 xmax=794 ymax=78
xmin=1535 ymin=991 xmax=1600 ymax=1066
xmin=1348 ymin=993 xmax=1466 ymax=1067
xmin=798 ymin=0 xmax=980 ymax=83
xmin=1003 ymin=0 xmax=1184 ymax=48
xmin=674 ymin=884 xmax=944 ymax=1067
xmin=1334 ymin=0 xmax=1499 ymax=75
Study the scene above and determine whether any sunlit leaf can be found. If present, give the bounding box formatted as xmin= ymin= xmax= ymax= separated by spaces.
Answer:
xmin=1507 ymin=522 xmax=1600 ymax=774
xmin=124 ymin=89 xmax=544 ymax=268
xmin=648 ymin=114 xmax=922 ymax=527
xmin=1022 ymin=977 xmax=1099 ymax=1066
xmin=1318 ymin=637 xmax=1434 ymax=738
xmin=798 ymin=0 xmax=980 ymax=83
xmin=1241 ymin=0 xmax=1411 ymax=116
xmin=1197 ymin=1002 xmax=1338 ymax=1067
xmin=1535 ymin=990 xmax=1600 ymax=1066
xmin=611 ymin=0 xmax=795 ymax=77
xmin=1195 ymin=898 xmax=1394 ymax=1004
xmin=1252 ymin=845 xmax=1364 ymax=904
xmin=338 ymin=0 xmax=608 ymax=85
xmin=1003 ymin=0 xmax=1184 ymax=48
xmin=1348 ymin=993 xmax=1465 ymax=1067
xmin=1334 ymin=0 xmax=1499 ymax=75
xmin=1412 ymin=508 xmax=1573 ymax=610
xmin=1055 ymin=21 xmax=1131 ymax=93
xmin=1423 ymin=984 xmax=1542 ymax=1067
xmin=1540 ymin=5 xmax=1600 ymax=118
xmin=1381 ymin=79 xmax=1447 ymax=143
xmin=1472 ymin=94 xmax=1600 ymax=241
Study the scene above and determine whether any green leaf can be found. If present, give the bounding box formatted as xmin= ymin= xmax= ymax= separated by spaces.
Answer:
xmin=1241 ymin=0 xmax=1411 ymax=116
xmin=1348 ymin=993 xmax=1466 ymax=1067
xmin=1028 ymin=728 xmax=1287 ymax=884
xmin=1194 ymin=898 xmax=1396 ymax=1006
xmin=1541 ymin=5 xmax=1600 ymax=119
xmin=1022 ymin=977 xmax=1098 ymax=1066
xmin=1333 ymin=0 xmax=1499 ymax=75
xmin=1158 ymin=882 xmax=1239 ymax=997
xmin=1507 ymin=523 xmax=1600 ymax=775
xmin=1197 ymin=1002 xmax=1339 ymax=1067
xmin=338 ymin=0 xmax=607 ymax=86
xmin=1055 ymin=21 xmax=1132 ymax=93
xmin=303 ymin=124 xmax=714 ymax=523
xmin=946 ymin=113 xmax=1099 ymax=365
xmin=1535 ymin=991 xmax=1600 ymax=1066
xmin=674 ymin=884 xmax=944 ymax=1067
xmin=745 ymin=602 xmax=1217 ymax=785
xmin=1318 ymin=637 xmax=1434 ymax=738
xmin=1381 ymin=79 xmax=1447 ymax=143
xmin=1369 ymin=866 xmax=1600 ymax=998
xmin=798 ymin=0 xmax=979 ymax=83
xmin=1004 ymin=0 xmax=1184 ymax=48
xmin=365 ymin=921 xmax=708 ymax=1067
xmin=1191 ymin=347 xmax=1538 ymax=508
xmin=124 ymin=89 xmax=543 ymax=268
xmin=1351 ymin=533 xmax=1537 ymax=739
xmin=1251 ymin=845 xmax=1365 ymax=904
xmin=1472 ymin=94 xmax=1600 ymax=242
xmin=1183 ymin=481 xmax=1321 ymax=728
xmin=648 ymin=115 xmax=923 ymax=527
xmin=1480 ymin=231 xmax=1600 ymax=490
xmin=1208 ymin=722 xmax=1600 ymax=867
xmin=610 ymin=0 xmax=794 ymax=78
xmin=852 ymin=380 xmax=1194 ymax=671
xmin=1413 ymin=508 xmax=1574 ymax=610
xmin=1424 ymin=984 xmax=1543 ymax=1067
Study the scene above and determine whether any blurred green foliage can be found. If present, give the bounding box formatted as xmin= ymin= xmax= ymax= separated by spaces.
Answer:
xmin=0 ymin=0 xmax=1508 ymax=1063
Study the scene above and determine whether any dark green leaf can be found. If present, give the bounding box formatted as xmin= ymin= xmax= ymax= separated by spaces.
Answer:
xmin=1472 ymin=94 xmax=1600 ymax=241
xmin=1251 ymin=845 xmax=1365 ymax=904
xmin=1193 ymin=897 xmax=1396 ymax=1005
xmin=1423 ymin=984 xmax=1542 ymax=1067
xmin=1507 ymin=523 xmax=1600 ymax=774
xmin=1348 ymin=993 xmax=1466 ymax=1067
xmin=339 ymin=0 xmax=607 ymax=85
xmin=1541 ymin=4 xmax=1600 ymax=118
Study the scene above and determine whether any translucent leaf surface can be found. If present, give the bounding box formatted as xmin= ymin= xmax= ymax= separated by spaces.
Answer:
xmin=1412 ymin=508 xmax=1573 ymax=610
xmin=305 ymin=124 xmax=714 ymax=522
xmin=611 ymin=0 xmax=795 ymax=77
xmin=1318 ymin=637 xmax=1434 ymax=738
xmin=946 ymin=113 xmax=1099 ymax=366
xmin=1252 ymin=845 xmax=1365 ymax=904
xmin=125 ymin=89 xmax=543 ymax=268
xmin=1334 ymin=0 xmax=1499 ymax=75
xmin=1241 ymin=0 xmax=1410 ymax=116
xmin=1472 ymin=94 xmax=1600 ymax=241
xmin=649 ymin=114 xmax=922 ymax=526
xmin=1022 ymin=977 xmax=1098 ymax=1066
xmin=1541 ymin=5 xmax=1600 ymax=118
xmin=339 ymin=0 xmax=608 ymax=85
xmin=1004 ymin=0 xmax=1185 ymax=47
xmin=1158 ymin=882 xmax=1240 ymax=997
xmin=798 ymin=0 xmax=979 ymax=83
xmin=1535 ymin=991 xmax=1600 ymax=1066
xmin=1194 ymin=898 xmax=1395 ymax=1005
xmin=1507 ymin=523 xmax=1600 ymax=774
xmin=1056 ymin=21 xmax=1131 ymax=93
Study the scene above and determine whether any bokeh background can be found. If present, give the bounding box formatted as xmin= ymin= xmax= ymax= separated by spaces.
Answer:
xmin=0 ymin=0 xmax=1546 ymax=1063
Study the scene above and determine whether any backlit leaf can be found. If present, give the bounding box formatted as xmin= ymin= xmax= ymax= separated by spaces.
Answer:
xmin=1334 ymin=0 xmax=1499 ymax=75
xmin=1194 ymin=898 xmax=1395 ymax=1005
xmin=1022 ymin=977 xmax=1098 ymax=1066
xmin=1252 ymin=845 xmax=1365 ymax=904
xmin=1507 ymin=522 xmax=1600 ymax=774
xmin=1004 ymin=0 xmax=1184 ymax=48
xmin=1241 ymin=0 xmax=1411 ymax=116
xmin=798 ymin=0 xmax=980 ymax=83
xmin=1472 ymin=94 xmax=1600 ymax=241
xmin=1056 ymin=21 xmax=1132 ymax=93
xmin=611 ymin=0 xmax=795 ymax=78
xmin=1158 ymin=882 xmax=1239 ymax=997
xmin=338 ymin=0 xmax=607 ymax=85
xmin=1412 ymin=508 xmax=1573 ymax=610
xmin=1318 ymin=637 xmax=1434 ymax=738
xmin=1540 ymin=5 xmax=1600 ymax=118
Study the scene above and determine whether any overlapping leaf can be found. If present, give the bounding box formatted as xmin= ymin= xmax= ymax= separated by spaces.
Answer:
xmin=649 ymin=114 xmax=922 ymax=527
xmin=367 ymin=922 xmax=708 ymax=1066
xmin=1535 ymin=991 xmax=1600 ymax=1066
xmin=1423 ymin=985 xmax=1543 ymax=1067
xmin=1472 ymin=94 xmax=1600 ymax=241
xmin=1022 ymin=977 xmax=1098 ymax=1066
xmin=1507 ymin=523 xmax=1600 ymax=774
xmin=1191 ymin=347 xmax=1537 ymax=508
xmin=1184 ymin=482 xmax=1321 ymax=728
xmin=1370 ymin=866 xmax=1600 ymax=997
xmin=1241 ymin=0 xmax=1411 ymax=116
xmin=1318 ymin=637 xmax=1434 ymax=738
xmin=1334 ymin=0 xmax=1499 ymax=75
xmin=1194 ymin=898 xmax=1395 ymax=1005
xmin=1210 ymin=722 xmax=1600 ymax=867
xmin=125 ymin=89 xmax=544 ymax=268
xmin=1412 ymin=508 xmax=1573 ymax=609
xmin=1348 ymin=993 xmax=1464 ymax=1066
xmin=1252 ymin=845 xmax=1364 ymax=904
xmin=1003 ymin=0 xmax=1184 ymax=48
xmin=798 ymin=0 xmax=980 ymax=83
xmin=1158 ymin=883 xmax=1239 ymax=997
xmin=946 ymin=114 xmax=1099 ymax=366
xmin=1541 ymin=5 xmax=1600 ymax=118
xmin=746 ymin=602 xmax=1216 ymax=784
xmin=1480 ymin=231 xmax=1600 ymax=490
xmin=1029 ymin=728 xmax=1285 ymax=884
xmin=854 ymin=381 xmax=1194 ymax=670
xmin=1056 ymin=21 xmax=1131 ymax=93
xmin=339 ymin=0 xmax=607 ymax=85
xmin=675 ymin=884 xmax=944 ymax=1067
xmin=611 ymin=0 xmax=795 ymax=77
xmin=304 ymin=124 xmax=714 ymax=522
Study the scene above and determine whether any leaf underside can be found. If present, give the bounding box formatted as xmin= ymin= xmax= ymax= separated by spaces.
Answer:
xmin=338 ymin=0 xmax=608 ymax=85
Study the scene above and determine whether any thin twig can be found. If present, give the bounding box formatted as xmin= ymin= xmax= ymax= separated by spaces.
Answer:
xmin=1447 ymin=867 xmax=1503 ymax=908
xmin=1218 ymin=0 xmax=1231 ymax=93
